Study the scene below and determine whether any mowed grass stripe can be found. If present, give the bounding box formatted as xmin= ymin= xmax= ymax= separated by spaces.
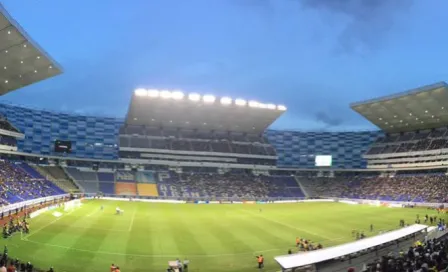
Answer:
xmin=56 ymin=205 xmax=118 ymax=268
xmin=232 ymin=210 xmax=299 ymax=252
xmin=0 ymin=201 xmax=445 ymax=272
xmin=167 ymin=206 xmax=207 ymax=256
xmin=15 ymin=207 xmax=91 ymax=271
xmin=204 ymin=210 xmax=255 ymax=255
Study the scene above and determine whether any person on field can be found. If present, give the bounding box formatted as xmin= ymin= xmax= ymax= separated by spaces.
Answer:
xmin=6 ymin=261 xmax=15 ymax=272
xmin=115 ymin=266 xmax=121 ymax=272
xmin=110 ymin=263 xmax=116 ymax=272
xmin=0 ymin=261 xmax=6 ymax=272
xmin=296 ymin=237 xmax=300 ymax=247
xmin=255 ymin=254 xmax=264 ymax=269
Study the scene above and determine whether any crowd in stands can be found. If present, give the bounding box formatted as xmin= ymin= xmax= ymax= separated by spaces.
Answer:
xmin=118 ymin=125 xmax=276 ymax=156
xmin=364 ymin=238 xmax=448 ymax=272
xmin=299 ymin=173 xmax=448 ymax=203
xmin=0 ymin=161 xmax=64 ymax=205
xmin=157 ymin=171 xmax=304 ymax=199
xmin=367 ymin=129 xmax=448 ymax=155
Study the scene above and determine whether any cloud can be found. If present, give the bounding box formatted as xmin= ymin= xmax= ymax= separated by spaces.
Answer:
xmin=314 ymin=111 xmax=343 ymax=127
xmin=301 ymin=0 xmax=413 ymax=53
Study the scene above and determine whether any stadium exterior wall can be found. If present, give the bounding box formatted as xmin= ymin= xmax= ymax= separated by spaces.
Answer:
xmin=0 ymin=104 xmax=381 ymax=168
xmin=0 ymin=104 xmax=122 ymax=160
xmin=265 ymin=130 xmax=381 ymax=168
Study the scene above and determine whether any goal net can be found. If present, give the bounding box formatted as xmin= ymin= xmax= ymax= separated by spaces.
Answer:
xmin=64 ymin=199 xmax=82 ymax=211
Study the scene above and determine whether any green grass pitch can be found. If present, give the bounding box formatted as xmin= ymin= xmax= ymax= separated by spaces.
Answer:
xmin=0 ymin=200 xmax=444 ymax=272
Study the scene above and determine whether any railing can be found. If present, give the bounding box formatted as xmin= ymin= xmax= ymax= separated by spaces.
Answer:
xmin=0 ymin=194 xmax=69 ymax=214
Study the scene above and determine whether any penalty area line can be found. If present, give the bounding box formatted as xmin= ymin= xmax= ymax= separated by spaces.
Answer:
xmin=22 ymin=209 xmax=75 ymax=241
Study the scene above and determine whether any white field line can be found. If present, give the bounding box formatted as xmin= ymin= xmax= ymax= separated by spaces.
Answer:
xmin=22 ymin=236 xmax=344 ymax=258
xmin=128 ymin=209 xmax=137 ymax=231
xmin=22 ymin=209 xmax=75 ymax=241
xmin=240 ymin=209 xmax=333 ymax=240
xmin=86 ymin=208 xmax=101 ymax=217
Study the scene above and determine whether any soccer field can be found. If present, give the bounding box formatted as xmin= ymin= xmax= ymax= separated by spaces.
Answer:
xmin=0 ymin=200 xmax=444 ymax=272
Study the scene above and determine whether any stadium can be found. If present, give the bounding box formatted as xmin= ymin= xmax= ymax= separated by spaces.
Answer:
xmin=0 ymin=3 xmax=447 ymax=272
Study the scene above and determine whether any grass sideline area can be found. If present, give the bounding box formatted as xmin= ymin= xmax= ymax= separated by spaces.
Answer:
xmin=0 ymin=200 xmax=445 ymax=272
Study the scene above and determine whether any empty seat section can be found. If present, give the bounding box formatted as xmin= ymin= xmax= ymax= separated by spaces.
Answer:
xmin=116 ymin=182 xmax=137 ymax=195
xmin=137 ymin=184 xmax=159 ymax=196
xmin=65 ymin=167 xmax=84 ymax=180
xmin=99 ymin=182 xmax=115 ymax=194
xmin=78 ymin=181 xmax=99 ymax=194
xmin=98 ymin=172 xmax=115 ymax=183
xmin=115 ymin=171 xmax=135 ymax=183
xmin=136 ymin=172 xmax=157 ymax=183
xmin=81 ymin=171 xmax=98 ymax=181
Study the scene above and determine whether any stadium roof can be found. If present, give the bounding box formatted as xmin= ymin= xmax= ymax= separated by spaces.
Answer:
xmin=124 ymin=89 xmax=286 ymax=134
xmin=275 ymin=224 xmax=428 ymax=270
xmin=0 ymin=4 xmax=62 ymax=95
xmin=350 ymin=82 xmax=448 ymax=133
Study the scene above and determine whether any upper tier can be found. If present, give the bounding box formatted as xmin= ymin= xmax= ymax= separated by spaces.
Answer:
xmin=0 ymin=103 xmax=381 ymax=168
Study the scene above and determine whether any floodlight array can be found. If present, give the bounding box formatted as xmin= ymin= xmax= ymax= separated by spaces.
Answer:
xmin=133 ymin=88 xmax=287 ymax=111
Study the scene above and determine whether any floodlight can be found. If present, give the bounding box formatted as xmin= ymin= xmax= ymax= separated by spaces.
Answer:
xmin=258 ymin=103 xmax=267 ymax=109
xmin=267 ymin=104 xmax=276 ymax=110
xmin=203 ymin=95 xmax=216 ymax=103
xmin=171 ymin=91 xmax=185 ymax=100
xmin=235 ymin=99 xmax=247 ymax=106
xmin=220 ymin=97 xmax=232 ymax=105
xmin=160 ymin=90 xmax=172 ymax=99
xmin=188 ymin=93 xmax=201 ymax=101
xmin=277 ymin=105 xmax=287 ymax=111
xmin=248 ymin=101 xmax=260 ymax=108
xmin=134 ymin=88 xmax=148 ymax=97
xmin=147 ymin=89 xmax=160 ymax=97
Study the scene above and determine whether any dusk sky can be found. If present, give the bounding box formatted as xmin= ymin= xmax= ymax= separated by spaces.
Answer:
xmin=1 ymin=0 xmax=448 ymax=131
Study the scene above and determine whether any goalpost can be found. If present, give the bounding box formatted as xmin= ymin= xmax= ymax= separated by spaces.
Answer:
xmin=64 ymin=199 xmax=82 ymax=212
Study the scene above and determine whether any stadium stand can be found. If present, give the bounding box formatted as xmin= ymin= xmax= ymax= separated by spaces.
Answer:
xmin=65 ymin=168 xmax=99 ymax=194
xmin=298 ymin=173 xmax=448 ymax=203
xmin=0 ymin=101 xmax=382 ymax=168
xmin=115 ymin=171 xmax=134 ymax=182
xmin=32 ymin=165 xmax=79 ymax=192
xmin=97 ymin=172 xmax=114 ymax=183
xmin=353 ymin=82 xmax=448 ymax=170
xmin=2 ymin=7 xmax=448 ymax=269
xmin=156 ymin=171 xmax=304 ymax=199
xmin=115 ymin=182 xmax=137 ymax=195
xmin=0 ymin=161 xmax=64 ymax=203
xmin=136 ymin=184 xmax=159 ymax=197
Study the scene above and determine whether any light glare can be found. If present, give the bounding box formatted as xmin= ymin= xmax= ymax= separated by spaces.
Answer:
xmin=220 ymin=97 xmax=232 ymax=105
xmin=277 ymin=105 xmax=287 ymax=111
xmin=188 ymin=93 xmax=201 ymax=101
xmin=235 ymin=99 xmax=247 ymax=106
xmin=203 ymin=95 xmax=216 ymax=103
xmin=134 ymin=88 xmax=147 ymax=96
xmin=248 ymin=101 xmax=260 ymax=108
xmin=171 ymin=91 xmax=185 ymax=100
xmin=267 ymin=104 xmax=276 ymax=110
xmin=147 ymin=89 xmax=160 ymax=97
xmin=160 ymin=90 xmax=172 ymax=99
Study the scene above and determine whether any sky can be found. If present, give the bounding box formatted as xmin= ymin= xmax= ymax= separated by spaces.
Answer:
xmin=2 ymin=0 xmax=448 ymax=131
